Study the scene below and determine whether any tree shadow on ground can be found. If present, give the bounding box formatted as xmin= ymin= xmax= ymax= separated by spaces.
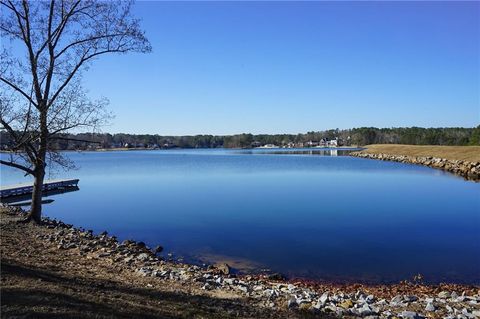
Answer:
xmin=1 ymin=261 xmax=331 ymax=319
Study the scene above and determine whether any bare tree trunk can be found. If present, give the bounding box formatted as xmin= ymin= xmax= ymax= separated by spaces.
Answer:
xmin=27 ymin=111 xmax=48 ymax=223
xmin=28 ymin=164 xmax=45 ymax=223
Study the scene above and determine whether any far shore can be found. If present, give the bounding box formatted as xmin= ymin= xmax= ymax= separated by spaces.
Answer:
xmin=2 ymin=144 xmax=479 ymax=160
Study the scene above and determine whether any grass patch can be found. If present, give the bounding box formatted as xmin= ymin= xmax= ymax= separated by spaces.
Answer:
xmin=360 ymin=144 xmax=480 ymax=162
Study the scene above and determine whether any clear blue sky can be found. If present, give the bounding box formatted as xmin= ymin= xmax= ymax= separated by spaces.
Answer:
xmin=82 ymin=1 xmax=479 ymax=135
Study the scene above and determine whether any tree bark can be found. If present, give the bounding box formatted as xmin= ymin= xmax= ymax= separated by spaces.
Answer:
xmin=28 ymin=164 xmax=45 ymax=223
xmin=27 ymin=110 xmax=48 ymax=223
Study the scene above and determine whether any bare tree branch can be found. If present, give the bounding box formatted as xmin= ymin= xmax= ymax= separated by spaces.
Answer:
xmin=0 ymin=159 xmax=35 ymax=175
xmin=0 ymin=0 xmax=151 ymax=222
xmin=0 ymin=78 xmax=38 ymax=107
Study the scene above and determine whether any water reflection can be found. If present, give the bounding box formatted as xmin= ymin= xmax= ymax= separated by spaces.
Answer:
xmin=237 ymin=148 xmax=359 ymax=156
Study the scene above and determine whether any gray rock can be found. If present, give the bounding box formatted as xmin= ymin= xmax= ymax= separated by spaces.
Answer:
xmin=223 ymin=278 xmax=235 ymax=285
xmin=136 ymin=267 xmax=151 ymax=276
xmin=359 ymin=304 xmax=374 ymax=316
xmin=287 ymin=298 xmax=297 ymax=308
xmin=438 ymin=291 xmax=451 ymax=299
xmin=461 ymin=308 xmax=476 ymax=319
xmin=122 ymin=239 xmax=134 ymax=246
xmin=425 ymin=302 xmax=435 ymax=312
xmin=201 ymin=283 xmax=212 ymax=290
xmin=400 ymin=311 xmax=423 ymax=319
xmin=324 ymin=305 xmax=337 ymax=313
xmin=391 ymin=295 xmax=403 ymax=304
xmin=404 ymin=295 xmax=418 ymax=302
xmin=366 ymin=294 xmax=376 ymax=304
xmin=136 ymin=253 xmax=150 ymax=261
xmin=355 ymin=290 xmax=365 ymax=299
xmin=377 ymin=299 xmax=387 ymax=305
xmin=313 ymin=300 xmax=324 ymax=310
xmin=296 ymin=298 xmax=310 ymax=305
xmin=236 ymin=285 xmax=248 ymax=293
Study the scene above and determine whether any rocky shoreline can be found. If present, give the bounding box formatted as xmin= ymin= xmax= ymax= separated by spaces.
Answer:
xmin=350 ymin=152 xmax=480 ymax=182
xmin=2 ymin=206 xmax=479 ymax=319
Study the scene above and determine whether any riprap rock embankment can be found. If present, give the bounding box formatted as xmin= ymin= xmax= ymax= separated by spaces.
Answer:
xmin=351 ymin=152 xmax=480 ymax=182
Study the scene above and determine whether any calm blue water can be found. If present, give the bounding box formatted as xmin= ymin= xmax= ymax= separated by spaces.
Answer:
xmin=1 ymin=149 xmax=479 ymax=284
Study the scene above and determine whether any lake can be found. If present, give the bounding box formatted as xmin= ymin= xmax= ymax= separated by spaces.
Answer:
xmin=1 ymin=148 xmax=479 ymax=284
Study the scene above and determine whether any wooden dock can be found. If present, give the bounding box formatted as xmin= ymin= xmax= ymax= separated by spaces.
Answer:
xmin=0 ymin=179 xmax=80 ymax=198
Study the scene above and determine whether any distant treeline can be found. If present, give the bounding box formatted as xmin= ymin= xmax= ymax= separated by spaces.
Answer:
xmin=1 ymin=126 xmax=479 ymax=150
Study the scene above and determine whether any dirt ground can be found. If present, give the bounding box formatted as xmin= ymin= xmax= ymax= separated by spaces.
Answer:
xmin=0 ymin=209 xmax=328 ymax=319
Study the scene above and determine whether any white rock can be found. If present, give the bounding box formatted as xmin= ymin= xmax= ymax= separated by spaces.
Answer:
xmin=319 ymin=292 xmax=329 ymax=304
xmin=359 ymin=304 xmax=373 ymax=316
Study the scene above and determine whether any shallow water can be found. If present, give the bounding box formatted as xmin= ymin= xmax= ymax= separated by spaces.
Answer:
xmin=1 ymin=148 xmax=479 ymax=284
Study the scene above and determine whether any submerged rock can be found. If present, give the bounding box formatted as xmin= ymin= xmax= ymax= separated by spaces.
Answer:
xmin=214 ymin=263 xmax=231 ymax=275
